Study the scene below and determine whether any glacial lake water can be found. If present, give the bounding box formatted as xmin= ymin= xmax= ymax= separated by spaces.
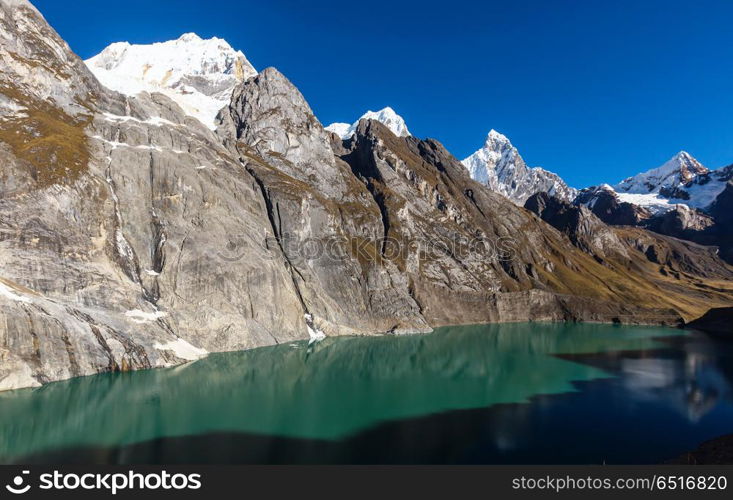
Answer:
xmin=1 ymin=323 xmax=732 ymax=464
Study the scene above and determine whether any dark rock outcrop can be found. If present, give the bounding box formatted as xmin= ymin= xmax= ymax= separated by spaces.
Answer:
xmin=707 ymin=181 xmax=733 ymax=263
xmin=709 ymin=181 xmax=733 ymax=226
xmin=574 ymin=185 xmax=652 ymax=226
xmin=686 ymin=307 xmax=733 ymax=337
xmin=524 ymin=192 xmax=625 ymax=256
xmin=640 ymin=184 xmax=733 ymax=265
xmin=645 ymin=205 xmax=716 ymax=237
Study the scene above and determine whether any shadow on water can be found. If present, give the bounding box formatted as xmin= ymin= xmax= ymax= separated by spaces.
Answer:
xmin=2 ymin=323 xmax=732 ymax=464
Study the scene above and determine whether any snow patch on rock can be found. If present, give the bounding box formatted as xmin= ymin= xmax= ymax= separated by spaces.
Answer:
xmin=304 ymin=313 xmax=326 ymax=343
xmin=125 ymin=309 xmax=167 ymax=323
xmin=101 ymin=112 xmax=178 ymax=128
xmin=615 ymin=192 xmax=676 ymax=215
xmin=0 ymin=281 xmax=31 ymax=303
xmin=0 ymin=361 xmax=40 ymax=392
xmin=153 ymin=338 xmax=208 ymax=361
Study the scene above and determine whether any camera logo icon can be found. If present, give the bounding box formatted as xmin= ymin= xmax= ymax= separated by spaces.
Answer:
xmin=5 ymin=470 xmax=31 ymax=495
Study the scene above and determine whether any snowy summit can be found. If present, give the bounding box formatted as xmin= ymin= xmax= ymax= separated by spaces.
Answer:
xmin=462 ymin=130 xmax=577 ymax=205
xmin=579 ymin=151 xmax=732 ymax=214
xmin=615 ymin=151 xmax=708 ymax=195
xmin=612 ymin=151 xmax=732 ymax=212
xmin=325 ymin=107 xmax=411 ymax=139
xmin=85 ymin=33 xmax=257 ymax=129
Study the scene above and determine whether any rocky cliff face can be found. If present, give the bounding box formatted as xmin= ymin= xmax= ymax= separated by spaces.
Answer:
xmin=705 ymin=181 xmax=733 ymax=264
xmin=217 ymin=67 xmax=429 ymax=336
xmin=1 ymin=1 xmax=305 ymax=391
xmin=2 ymin=0 xmax=733 ymax=392
xmin=525 ymin=192 xmax=629 ymax=259
xmin=644 ymin=205 xmax=716 ymax=239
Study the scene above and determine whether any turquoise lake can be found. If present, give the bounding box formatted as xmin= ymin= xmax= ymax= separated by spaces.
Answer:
xmin=1 ymin=322 xmax=732 ymax=463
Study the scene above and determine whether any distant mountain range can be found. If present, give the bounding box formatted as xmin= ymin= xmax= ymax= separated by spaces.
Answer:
xmin=425 ymin=118 xmax=732 ymax=264
xmin=437 ymin=123 xmax=731 ymax=218
xmin=84 ymin=33 xmax=732 ymax=220
xmin=323 ymin=107 xmax=731 ymax=224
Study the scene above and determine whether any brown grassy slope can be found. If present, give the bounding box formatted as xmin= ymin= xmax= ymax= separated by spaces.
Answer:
xmin=0 ymin=84 xmax=90 ymax=188
xmin=350 ymin=120 xmax=733 ymax=323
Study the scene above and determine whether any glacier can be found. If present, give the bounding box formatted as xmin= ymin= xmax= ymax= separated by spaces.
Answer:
xmin=85 ymin=33 xmax=257 ymax=129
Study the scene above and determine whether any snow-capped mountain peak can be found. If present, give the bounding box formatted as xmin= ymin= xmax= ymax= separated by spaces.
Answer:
xmin=323 ymin=122 xmax=352 ymax=139
xmin=325 ymin=107 xmax=411 ymax=139
xmin=463 ymin=130 xmax=518 ymax=186
xmin=462 ymin=130 xmax=577 ymax=205
xmin=485 ymin=128 xmax=510 ymax=145
xmin=580 ymin=151 xmax=730 ymax=215
xmin=360 ymin=107 xmax=410 ymax=137
xmin=178 ymin=32 xmax=202 ymax=42
xmin=85 ymin=34 xmax=257 ymax=128
xmin=615 ymin=151 xmax=708 ymax=194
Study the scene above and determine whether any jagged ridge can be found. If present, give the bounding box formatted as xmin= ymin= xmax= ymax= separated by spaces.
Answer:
xmin=2 ymin=0 xmax=733 ymax=393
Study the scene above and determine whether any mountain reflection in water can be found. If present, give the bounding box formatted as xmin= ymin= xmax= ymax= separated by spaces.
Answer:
xmin=1 ymin=323 xmax=732 ymax=464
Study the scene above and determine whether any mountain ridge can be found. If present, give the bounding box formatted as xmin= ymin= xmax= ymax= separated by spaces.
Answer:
xmin=2 ymin=0 xmax=733 ymax=392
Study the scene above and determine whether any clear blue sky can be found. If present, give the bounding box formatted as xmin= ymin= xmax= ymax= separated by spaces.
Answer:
xmin=32 ymin=0 xmax=733 ymax=188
